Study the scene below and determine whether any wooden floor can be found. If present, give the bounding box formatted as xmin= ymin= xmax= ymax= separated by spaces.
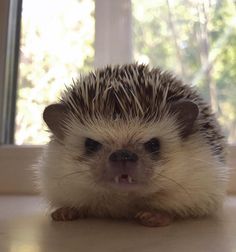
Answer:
xmin=1 ymin=195 xmax=236 ymax=252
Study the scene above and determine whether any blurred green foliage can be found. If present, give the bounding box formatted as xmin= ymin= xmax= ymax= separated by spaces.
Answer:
xmin=133 ymin=0 xmax=236 ymax=143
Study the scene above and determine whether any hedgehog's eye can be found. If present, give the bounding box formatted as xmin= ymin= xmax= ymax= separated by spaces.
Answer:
xmin=144 ymin=138 xmax=160 ymax=154
xmin=85 ymin=138 xmax=102 ymax=154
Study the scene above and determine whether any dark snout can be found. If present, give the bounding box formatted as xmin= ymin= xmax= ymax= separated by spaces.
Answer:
xmin=109 ymin=149 xmax=138 ymax=163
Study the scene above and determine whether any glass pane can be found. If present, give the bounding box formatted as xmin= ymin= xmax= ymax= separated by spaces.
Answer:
xmin=15 ymin=0 xmax=94 ymax=144
xmin=132 ymin=0 xmax=236 ymax=143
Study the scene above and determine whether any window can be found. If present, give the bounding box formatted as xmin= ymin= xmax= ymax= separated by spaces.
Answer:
xmin=14 ymin=0 xmax=236 ymax=145
xmin=0 ymin=0 xmax=235 ymax=194
xmin=15 ymin=0 xmax=94 ymax=144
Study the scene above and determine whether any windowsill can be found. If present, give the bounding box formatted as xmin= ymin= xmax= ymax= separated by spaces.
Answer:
xmin=1 ymin=195 xmax=236 ymax=252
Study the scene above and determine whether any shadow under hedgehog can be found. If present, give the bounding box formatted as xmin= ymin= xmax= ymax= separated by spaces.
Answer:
xmin=36 ymin=63 xmax=228 ymax=227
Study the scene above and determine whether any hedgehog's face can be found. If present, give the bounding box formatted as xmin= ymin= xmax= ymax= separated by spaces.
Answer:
xmin=43 ymin=101 xmax=198 ymax=193
xmin=65 ymin=119 xmax=170 ymax=192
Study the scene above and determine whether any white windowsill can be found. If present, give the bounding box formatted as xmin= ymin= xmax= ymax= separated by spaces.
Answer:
xmin=0 ymin=195 xmax=236 ymax=252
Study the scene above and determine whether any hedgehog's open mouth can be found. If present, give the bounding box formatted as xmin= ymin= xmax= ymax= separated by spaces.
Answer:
xmin=114 ymin=174 xmax=135 ymax=184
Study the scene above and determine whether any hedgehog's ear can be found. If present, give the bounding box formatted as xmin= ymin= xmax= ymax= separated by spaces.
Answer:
xmin=170 ymin=100 xmax=199 ymax=138
xmin=43 ymin=104 xmax=68 ymax=140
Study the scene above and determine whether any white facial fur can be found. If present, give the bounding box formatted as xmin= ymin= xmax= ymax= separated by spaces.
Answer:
xmin=35 ymin=113 xmax=228 ymax=218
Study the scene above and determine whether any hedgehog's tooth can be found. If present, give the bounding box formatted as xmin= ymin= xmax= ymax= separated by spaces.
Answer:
xmin=115 ymin=176 xmax=119 ymax=184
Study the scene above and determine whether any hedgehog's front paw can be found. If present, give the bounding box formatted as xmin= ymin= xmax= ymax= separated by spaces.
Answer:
xmin=51 ymin=207 xmax=80 ymax=221
xmin=135 ymin=211 xmax=173 ymax=227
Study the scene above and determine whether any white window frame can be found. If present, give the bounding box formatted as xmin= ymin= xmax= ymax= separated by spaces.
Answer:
xmin=0 ymin=0 xmax=235 ymax=194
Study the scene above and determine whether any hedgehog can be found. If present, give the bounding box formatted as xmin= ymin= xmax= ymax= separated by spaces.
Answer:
xmin=36 ymin=63 xmax=228 ymax=227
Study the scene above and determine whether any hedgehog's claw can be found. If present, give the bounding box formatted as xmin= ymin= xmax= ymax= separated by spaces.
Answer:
xmin=51 ymin=207 xmax=80 ymax=221
xmin=135 ymin=211 xmax=173 ymax=227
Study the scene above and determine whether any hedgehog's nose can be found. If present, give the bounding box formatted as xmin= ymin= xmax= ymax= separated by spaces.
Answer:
xmin=109 ymin=149 xmax=138 ymax=163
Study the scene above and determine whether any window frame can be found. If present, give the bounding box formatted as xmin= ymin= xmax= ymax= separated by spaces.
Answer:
xmin=0 ymin=0 xmax=235 ymax=195
xmin=0 ymin=0 xmax=22 ymax=145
